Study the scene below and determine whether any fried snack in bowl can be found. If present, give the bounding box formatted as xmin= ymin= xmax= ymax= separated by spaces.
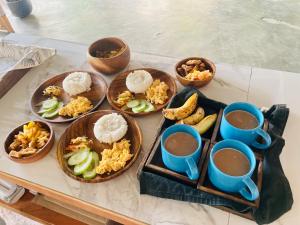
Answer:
xmin=66 ymin=136 xmax=93 ymax=152
xmin=175 ymin=57 xmax=216 ymax=88
xmin=114 ymin=90 xmax=133 ymax=107
xmin=43 ymin=86 xmax=62 ymax=97
xmin=4 ymin=121 xmax=54 ymax=163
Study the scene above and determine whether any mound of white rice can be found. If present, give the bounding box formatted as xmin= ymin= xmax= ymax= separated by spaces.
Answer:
xmin=93 ymin=113 xmax=128 ymax=144
xmin=62 ymin=72 xmax=92 ymax=96
xmin=125 ymin=70 xmax=153 ymax=93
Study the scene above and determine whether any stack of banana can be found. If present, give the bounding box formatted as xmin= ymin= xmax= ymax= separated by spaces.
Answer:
xmin=162 ymin=93 xmax=217 ymax=134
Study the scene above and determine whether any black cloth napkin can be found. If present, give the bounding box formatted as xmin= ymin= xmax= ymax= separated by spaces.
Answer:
xmin=139 ymin=87 xmax=293 ymax=224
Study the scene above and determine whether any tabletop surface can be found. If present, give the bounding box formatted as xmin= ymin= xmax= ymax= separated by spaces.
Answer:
xmin=0 ymin=33 xmax=299 ymax=225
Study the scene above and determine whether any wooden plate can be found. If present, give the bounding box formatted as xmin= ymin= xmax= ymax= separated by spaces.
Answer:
xmin=31 ymin=71 xmax=107 ymax=123
xmin=4 ymin=121 xmax=54 ymax=164
xmin=107 ymin=68 xmax=177 ymax=116
xmin=57 ymin=110 xmax=142 ymax=183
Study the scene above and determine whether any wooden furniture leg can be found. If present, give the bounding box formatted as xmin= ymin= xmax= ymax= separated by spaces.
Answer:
xmin=0 ymin=15 xmax=14 ymax=32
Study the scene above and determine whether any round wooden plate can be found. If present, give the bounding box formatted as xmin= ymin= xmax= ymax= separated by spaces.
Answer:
xmin=4 ymin=121 xmax=54 ymax=164
xmin=56 ymin=110 xmax=142 ymax=183
xmin=31 ymin=70 xmax=107 ymax=123
xmin=107 ymin=68 xmax=177 ymax=116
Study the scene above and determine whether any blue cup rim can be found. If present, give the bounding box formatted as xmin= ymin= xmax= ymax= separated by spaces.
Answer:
xmin=223 ymin=102 xmax=264 ymax=131
xmin=209 ymin=139 xmax=256 ymax=179
xmin=161 ymin=124 xmax=202 ymax=159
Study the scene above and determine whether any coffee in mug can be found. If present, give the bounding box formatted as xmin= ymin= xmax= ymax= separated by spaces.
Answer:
xmin=213 ymin=148 xmax=250 ymax=176
xmin=161 ymin=124 xmax=202 ymax=180
xmin=164 ymin=132 xmax=198 ymax=156
xmin=225 ymin=110 xmax=258 ymax=130
xmin=220 ymin=102 xmax=272 ymax=149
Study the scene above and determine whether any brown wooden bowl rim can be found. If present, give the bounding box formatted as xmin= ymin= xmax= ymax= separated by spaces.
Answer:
xmin=56 ymin=109 xmax=143 ymax=183
xmin=106 ymin=67 xmax=177 ymax=116
xmin=30 ymin=70 xmax=108 ymax=123
xmin=175 ymin=57 xmax=216 ymax=82
xmin=4 ymin=120 xmax=54 ymax=163
xmin=87 ymin=37 xmax=129 ymax=61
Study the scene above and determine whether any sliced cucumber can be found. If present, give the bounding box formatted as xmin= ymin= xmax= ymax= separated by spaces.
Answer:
xmin=126 ymin=100 xmax=140 ymax=108
xmin=68 ymin=149 xmax=89 ymax=166
xmin=132 ymin=100 xmax=146 ymax=113
xmin=83 ymin=168 xmax=96 ymax=179
xmin=63 ymin=152 xmax=75 ymax=159
xmin=42 ymin=98 xmax=58 ymax=109
xmin=91 ymin=151 xmax=99 ymax=167
xmin=144 ymin=101 xmax=155 ymax=112
xmin=42 ymin=102 xmax=63 ymax=118
xmin=74 ymin=152 xmax=93 ymax=175
xmin=38 ymin=106 xmax=54 ymax=114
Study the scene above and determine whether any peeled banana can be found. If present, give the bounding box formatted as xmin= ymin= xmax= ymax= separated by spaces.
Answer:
xmin=162 ymin=93 xmax=198 ymax=120
xmin=177 ymin=107 xmax=205 ymax=125
xmin=192 ymin=113 xmax=217 ymax=135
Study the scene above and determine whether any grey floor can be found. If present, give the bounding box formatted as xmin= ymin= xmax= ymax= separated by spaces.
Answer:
xmin=1 ymin=0 xmax=300 ymax=73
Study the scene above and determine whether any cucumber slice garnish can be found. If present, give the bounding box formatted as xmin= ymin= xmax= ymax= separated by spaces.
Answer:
xmin=132 ymin=100 xmax=146 ymax=113
xmin=42 ymin=102 xmax=63 ymax=118
xmin=144 ymin=101 xmax=155 ymax=112
xmin=42 ymin=98 xmax=58 ymax=109
xmin=126 ymin=100 xmax=140 ymax=108
xmin=68 ymin=149 xmax=89 ymax=166
xmin=63 ymin=152 xmax=75 ymax=159
xmin=83 ymin=168 xmax=96 ymax=179
xmin=91 ymin=151 xmax=99 ymax=167
xmin=38 ymin=107 xmax=54 ymax=114
xmin=74 ymin=152 xmax=93 ymax=175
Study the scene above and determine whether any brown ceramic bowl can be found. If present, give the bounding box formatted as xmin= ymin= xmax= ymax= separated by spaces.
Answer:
xmin=87 ymin=37 xmax=130 ymax=75
xmin=175 ymin=57 xmax=216 ymax=87
xmin=4 ymin=121 xmax=54 ymax=163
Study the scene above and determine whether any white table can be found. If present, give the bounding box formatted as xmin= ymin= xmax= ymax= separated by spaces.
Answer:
xmin=0 ymin=33 xmax=299 ymax=225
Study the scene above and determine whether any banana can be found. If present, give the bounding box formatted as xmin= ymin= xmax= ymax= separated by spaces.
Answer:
xmin=177 ymin=107 xmax=205 ymax=125
xmin=192 ymin=113 xmax=217 ymax=134
xmin=162 ymin=93 xmax=198 ymax=120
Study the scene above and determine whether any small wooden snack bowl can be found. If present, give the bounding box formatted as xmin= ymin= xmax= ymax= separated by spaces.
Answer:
xmin=107 ymin=68 xmax=177 ymax=116
xmin=175 ymin=57 xmax=216 ymax=88
xmin=4 ymin=121 xmax=54 ymax=163
xmin=31 ymin=70 xmax=107 ymax=123
xmin=57 ymin=110 xmax=142 ymax=183
xmin=87 ymin=37 xmax=130 ymax=75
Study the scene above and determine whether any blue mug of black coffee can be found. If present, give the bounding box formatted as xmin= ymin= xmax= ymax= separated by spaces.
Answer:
xmin=208 ymin=139 xmax=259 ymax=201
xmin=220 ymin=102 xmax=271 ymax=149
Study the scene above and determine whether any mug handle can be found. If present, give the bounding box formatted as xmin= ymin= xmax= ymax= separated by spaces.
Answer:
xmin=251 ymin=128 xmax=272 ymax=149
xmin=239 ymin=177 xmax=259 ymax=201
xmin=185 ymin=157 xmax=199 ymax=180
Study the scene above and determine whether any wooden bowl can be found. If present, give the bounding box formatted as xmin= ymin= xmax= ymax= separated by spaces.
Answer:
xmin=31 ymin=70 xmax=107 ymax=123
xmin=87 ymin=37 xmax=130 ymax=75
xmin=107 ymin=68 xmax=177 ymax=116
xmin=4 ymin=121 xmax=54 ymax=163
xmin=57 ymin=110 xmax=142 ymax=183
xmin=175 ymin=57 xmax=216 ymax=87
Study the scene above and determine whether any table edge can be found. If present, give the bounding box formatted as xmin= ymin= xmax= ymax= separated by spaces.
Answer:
xmin=0 ymin=171 xmax=147 ymax=225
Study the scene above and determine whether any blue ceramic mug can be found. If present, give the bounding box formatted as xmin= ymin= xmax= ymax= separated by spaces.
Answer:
xmin=208 ymin=139 xmax=259 ymax=201
xmin=220 ymin=102 xmax=271 ymax=149
xmin=161 ymin=124 xmax=202 ymax=180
